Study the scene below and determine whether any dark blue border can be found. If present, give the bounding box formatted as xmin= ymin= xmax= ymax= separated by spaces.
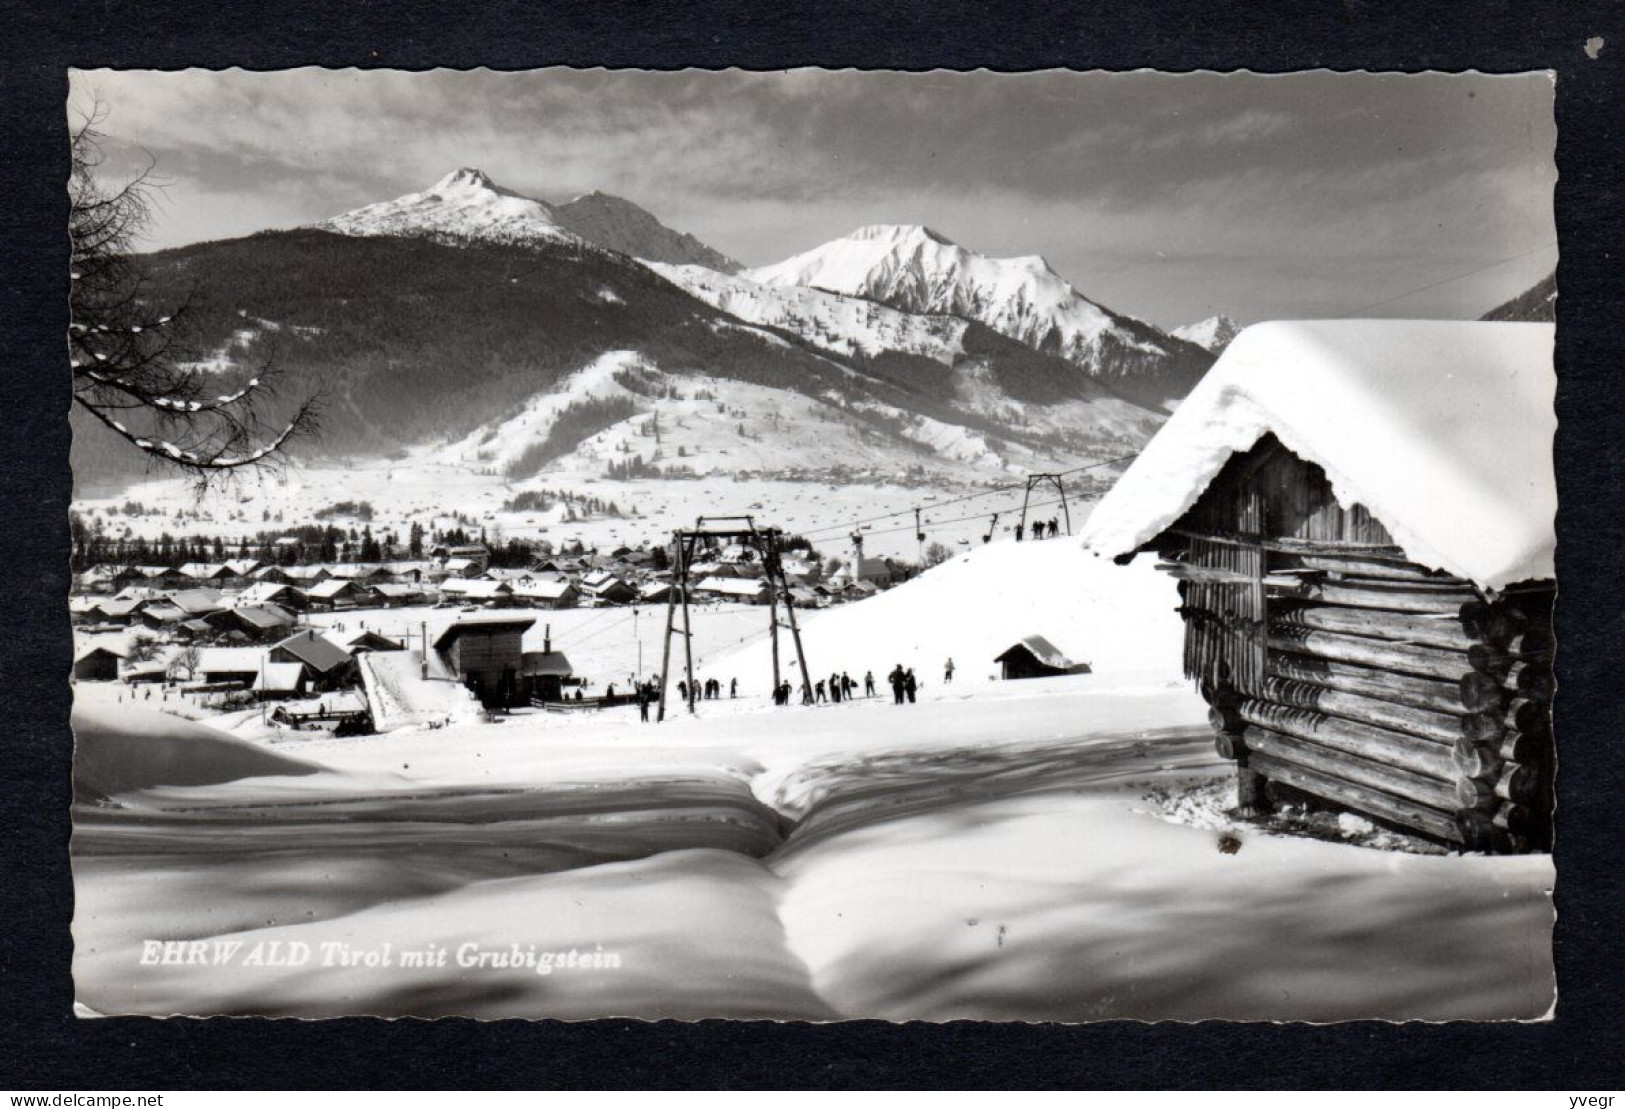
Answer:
xmin=3 ymin=0 xmax=1621 ymax=1088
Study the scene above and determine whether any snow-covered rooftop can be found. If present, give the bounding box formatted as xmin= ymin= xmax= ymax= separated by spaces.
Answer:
xmin=1080 ymin=320 xmax=1555 ymax=592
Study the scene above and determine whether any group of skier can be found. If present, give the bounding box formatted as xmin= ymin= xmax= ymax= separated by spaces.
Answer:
xmin=1015 ymin=517 xmax=1064 ymax=541
xmin=635 ymin=655 xmax=958 ymax=715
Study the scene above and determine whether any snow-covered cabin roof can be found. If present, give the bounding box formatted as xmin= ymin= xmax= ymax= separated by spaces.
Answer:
xmin=697 ymin=576 xmax=768 ymax=597
xmin=239 ymin=581 xmax=305 ymax=605
xmin=306 ymin=578 xmax=367 ymax=599
xmin=993 ymin=635 xmax=1078 ymax=670
xmin=166 ymin=588 xmax=226 ymax=615
xmin=253 ymin=662 xmax=307 ymax=693
xmin=272 ymin=630 xmax=352 ymax=674
xmin=1080 ymin=320 xmax=1556 ymax=592
xmin=196 ymin=647 xmax=268 ymax=676
xmin=433 ymin=615 xmax=536 ymax=650
xmin=512 ymin=577 xmax=577 ymax=600
xmin=440 ymin=577 xmax=511 ymax=598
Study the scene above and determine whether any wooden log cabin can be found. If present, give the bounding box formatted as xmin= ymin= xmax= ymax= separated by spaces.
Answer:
xmin=1082 ymin=321 xmax=1556 ymax=853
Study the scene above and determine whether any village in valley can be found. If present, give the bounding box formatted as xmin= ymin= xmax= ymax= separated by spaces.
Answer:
xmin=67 ymin=69 xmax=1561 ymax=1023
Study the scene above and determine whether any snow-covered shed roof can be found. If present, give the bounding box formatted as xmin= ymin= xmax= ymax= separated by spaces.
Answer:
xmin=167 ymin=588 xmax=226 ymax=615
xmin=306 ymin=578 xmax=366 ymax=599
xmin=993 ymin=635 xmax=1077 ymax=670
xmin=239 ymin=581 xmax=305 ymax=605
xmin=272 ymin=630 xmax=352 ymax=674
xmin=520 ymin=650 xmax=573 ymax=677
xmin=253 ymin=662 xmax=308 ymax=693
xmin=513 ymin=577 xmax=577 ymax=600
xmin=196 ymin=647 xmax=268 ymax=675
xmin=440 ymin=577 xmax=511 ymax=598
xmin=433 ymin=615 xmax=536 ymax=650
xmin=697 ymin=576 xmax=769 ymax=597
xmin=1080 ymin=321 xmax=1556 ymax=592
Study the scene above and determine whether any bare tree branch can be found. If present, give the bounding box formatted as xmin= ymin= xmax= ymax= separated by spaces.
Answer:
xmin=69 ymin=96 xmax=322 ymax=489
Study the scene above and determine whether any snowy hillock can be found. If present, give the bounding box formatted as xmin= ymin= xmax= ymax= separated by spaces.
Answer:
xmin=746 ymin=224 xmax=1215 ymax=409
xmin=1171 ymin=315 xmax=1241 ymax=354
xmin=702 ymin=538 xmax=1189 ymax=691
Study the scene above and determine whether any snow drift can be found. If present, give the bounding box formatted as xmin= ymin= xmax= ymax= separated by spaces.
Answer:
xmin=1081 ymin=320 xmax=1557 ymax=592
xmin=72 ymin=704 xmax=322 ymax=799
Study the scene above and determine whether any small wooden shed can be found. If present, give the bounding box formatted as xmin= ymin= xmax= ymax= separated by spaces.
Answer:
xmin=73 ymin=645 xmax=125 ymax=682
xmin=993 ymin=636 xmax=1090 ymax=681
xmin=1083 ymin=321 xmax=1556 ymax=853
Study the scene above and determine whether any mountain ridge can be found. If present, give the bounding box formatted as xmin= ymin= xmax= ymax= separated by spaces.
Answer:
xmin=744 ymin=224 xmax=1213 ymax=409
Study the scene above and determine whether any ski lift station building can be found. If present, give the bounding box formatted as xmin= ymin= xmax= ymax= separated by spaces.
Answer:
xmin=1082 ymin=321 xmax=1556 ymax=853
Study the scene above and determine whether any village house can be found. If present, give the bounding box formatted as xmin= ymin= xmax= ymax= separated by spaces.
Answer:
xmin=251 ymin=564 xmax=295 ymax=585
xmin=237 ymin=581 xmax=310 ymax=612
xmin=72 ymin=644 xmax=126 ymax=682
xmin=371 ymin=582 xmax=427 ymax=606
xmin=695 ymin=576 xmax=771 ymax=605
xmin=251 ymin=662 xmax=309 ymax=702
xmin=269 ymin=629 xmax=356 ymax=691
xmin=439 ymin=577 xmax=514 ymax=607
xmin=178 ymin=562 xmax=235 ymax=586
xmin=511 ymin=576 xmax=580 ymax=609
xmin=194 ymin=647 xmax=268 ymax=687
xmin=204 ymin=604 xmax=297 ymax=642
xmin=340 ymin=628 xmax=405 ymax=653
xmin=520 ymin=644 xmax=575 ymax=703
xmin=433 ymin=615 xmax=536 ymax=709
xmin=302 ymin=578 xmax=377 ymax=611
xmin=1081 ymin=320 xmax=1556 ymax=853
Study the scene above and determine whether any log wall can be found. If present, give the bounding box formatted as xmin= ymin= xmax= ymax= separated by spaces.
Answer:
xmin=1159 ymin=436 xmax=1554 ymax=853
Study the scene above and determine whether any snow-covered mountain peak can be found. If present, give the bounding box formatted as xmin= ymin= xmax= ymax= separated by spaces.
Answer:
xmin=433 ymin=166 xmax=503 ymax=194
xmin=1171 ymin=315 xmax=1241 ymax=354
xmin=846 ymin=223 xmax=953 ymax=247
xmin=317 ymin=168 xmax=575 ymax=248
xmin=743 ymin=224 xmax=1213 ymax=407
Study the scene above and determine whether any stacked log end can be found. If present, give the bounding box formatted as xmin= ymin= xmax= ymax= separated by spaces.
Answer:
xmin=1181 ymin=540 xmax=1553 ymax=853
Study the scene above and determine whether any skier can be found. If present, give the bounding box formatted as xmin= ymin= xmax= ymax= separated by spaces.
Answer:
xmin=944 ymin=657 xmax=955 ymax=684
xmin=864 ymin=670 xmax=876 ymax=697
xmin=636 ymin=684 xmax=650 ymax=723
xmin=889 ymin=664 xmax=906 ymax=705
xmin=904 ymin=668 xmax=918 ymax=704
xmin=1015 ymin=523 xmax=1024 ymax=542
xmin=677 ymin=679 xmax=689 ymax=703
xmin=730 ymin=677 xmax=738 ymax=699
xmin=829 ymin=673 xmax=842 ymax=703
xmin=842 ymin=672 xmax=854 ymax=700
xmin=815 ymin=679 xmax=828 ymax=703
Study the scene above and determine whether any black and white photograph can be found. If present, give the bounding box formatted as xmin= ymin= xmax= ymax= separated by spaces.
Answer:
xmin=65 ymin=67 xmax=1559 ymax=1023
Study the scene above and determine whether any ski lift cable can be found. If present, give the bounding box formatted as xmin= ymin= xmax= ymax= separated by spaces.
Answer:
xmin=796 ymin=453 xmax=1136 ymax=539
xmin=861 ymin=492 xmax=1073 ymax=540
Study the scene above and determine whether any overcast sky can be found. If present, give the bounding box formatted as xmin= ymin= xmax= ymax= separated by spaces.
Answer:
xmin=68 ymin=68 xmax=1556 ymax=329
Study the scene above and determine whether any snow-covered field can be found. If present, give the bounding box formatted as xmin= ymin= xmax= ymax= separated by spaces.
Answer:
xmin=70 ymin=542 xmax=1556 ymax=1021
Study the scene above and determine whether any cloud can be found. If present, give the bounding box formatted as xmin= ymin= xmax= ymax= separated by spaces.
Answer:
xmin=67 ymin=68 xmax=1555 ymax=327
